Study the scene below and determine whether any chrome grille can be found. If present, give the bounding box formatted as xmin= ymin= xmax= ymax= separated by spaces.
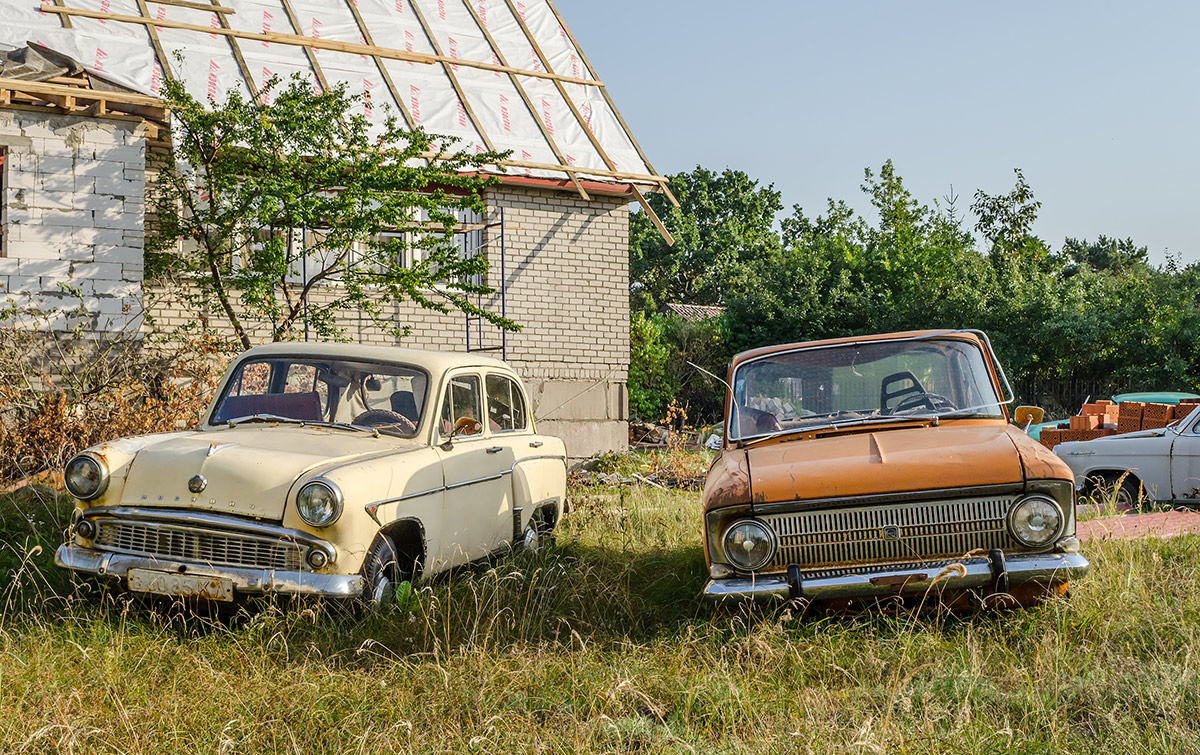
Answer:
xmin=93 ymin=518 xmax=304 ymax=571
xmin=762 ymin=496 xmax=1018 ymax=571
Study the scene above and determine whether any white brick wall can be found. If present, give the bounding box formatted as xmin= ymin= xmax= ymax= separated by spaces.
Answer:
xmin=0 ymin=110 xmax=145 ymax=332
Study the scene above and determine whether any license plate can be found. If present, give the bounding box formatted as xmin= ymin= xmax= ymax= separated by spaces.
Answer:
xmin=128 ymin=568 xmax=234 ymax=602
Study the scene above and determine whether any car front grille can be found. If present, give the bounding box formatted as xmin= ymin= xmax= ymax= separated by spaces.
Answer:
xmin=93 ymin=518 xmax=305 ymax=571
xmin=761 ymin=495 xmax=1019 ymax=572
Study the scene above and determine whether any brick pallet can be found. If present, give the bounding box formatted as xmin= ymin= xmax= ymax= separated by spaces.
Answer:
xmin=1039 ymin=398 xmax=1200 ymax=451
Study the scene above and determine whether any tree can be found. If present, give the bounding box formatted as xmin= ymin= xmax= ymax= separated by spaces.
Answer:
xmin=147 ymin=75 xmax=514 ymax=348
xmin=1061 ymin=235 xmax=1150 ymax=274
xmin=971 ymin=168 xmax=1048 ymax=262
xmin=629 ymin=167 xmax=782 ymax=313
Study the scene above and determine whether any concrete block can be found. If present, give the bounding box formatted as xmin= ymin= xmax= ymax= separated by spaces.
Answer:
xmin=39 ymin=173 xmax=77 ymax=194
xmin=37 ymin=155 xmax=76 ymax=174
xmin=76 ymin=159 xmax=128 ymax=179
xmin=69 ymin=261 xmax=125 ymax=281
xmin=41 ymin=209 xmax=96 ymax=228
xmin=94 ymin=176 xmax=142 ymax=197
xmin=89 ymin=279 xmax=140 ymax=298
xmin=73 ymin=194 xmax=124 ymax=212
xmin=17 ymin=259 xmax=72 ymax=278
xmin=3 ymin=275 xmax=42 ymax=294
xmin=95 ymin=245 xmax=143 ymax=264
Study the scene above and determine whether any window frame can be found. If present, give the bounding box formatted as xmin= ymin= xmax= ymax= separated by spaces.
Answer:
xmin=484 ymin=373 xmax=530 ymax=434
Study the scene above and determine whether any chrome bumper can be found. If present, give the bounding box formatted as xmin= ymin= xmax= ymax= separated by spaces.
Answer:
xmin=702 ymin=551 xmax=1090 ymax=604
xmin=55 ymin=544 xmax=365 ymax=599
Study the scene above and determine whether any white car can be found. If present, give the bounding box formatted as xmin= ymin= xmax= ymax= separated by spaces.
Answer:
xmin=55 ymin=343 xmax=568 ymax=604
xmin=1055 ymin=404 xmax=1200 ymax=509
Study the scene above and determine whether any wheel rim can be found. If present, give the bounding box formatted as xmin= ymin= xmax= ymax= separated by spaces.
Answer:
xmin=523 ymin=524 xmax=540 ymax=553
xmin=372 ymin=575 xmax=393 ymax=605
xmin=1114 ymin=486 xmax=1134 ymax=510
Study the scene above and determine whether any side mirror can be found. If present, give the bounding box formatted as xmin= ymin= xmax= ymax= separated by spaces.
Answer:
xmin=441 ymin=416 xmax=482 ymax=450
xmin=1013 ymin=406 xmax=1045 ymax=431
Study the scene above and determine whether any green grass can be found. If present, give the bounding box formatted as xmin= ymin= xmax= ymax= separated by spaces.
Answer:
xmin=2 ymin=486 xmax=1199 ymax=753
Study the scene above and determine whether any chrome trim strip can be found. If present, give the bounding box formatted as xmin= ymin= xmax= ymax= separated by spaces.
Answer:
xmin=79 ymin=505 xmax=336 ymax=561
xmin=702 ymin=551 xmax=1090 ymax=604
xmin=363 ymin=453 xmax=567 ymax=520
xmin=56 ymin=544 xmax=363 ymax=598
xmin=749 ymin=483 xmax=1025 ymax=514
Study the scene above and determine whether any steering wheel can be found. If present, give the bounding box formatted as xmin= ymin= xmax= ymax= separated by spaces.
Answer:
xmin=352 ymin=409 xmax=416 ymax=434
xmin=892 ymin=392 xmax=957 ymax=414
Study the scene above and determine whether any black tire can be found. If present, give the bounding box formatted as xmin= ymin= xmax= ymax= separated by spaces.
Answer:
xmin=1099 ymin=472 xmax=1150 ymax=512
xmin=520 ymin=509 xmax=556 ymax=554
xmin=361 ymin=534 xmax=400 ymax=606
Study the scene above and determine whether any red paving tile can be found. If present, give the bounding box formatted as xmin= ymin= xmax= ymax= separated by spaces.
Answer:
xmin=1077 ymin=510 xmax=1200 ymax=541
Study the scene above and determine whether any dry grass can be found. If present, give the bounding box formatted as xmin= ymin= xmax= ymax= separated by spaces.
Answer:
xmin=2 ymin=484 xmax=1199 ymax=753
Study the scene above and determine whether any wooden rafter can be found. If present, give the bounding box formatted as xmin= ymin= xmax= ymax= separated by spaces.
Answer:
xmin=339 ymin=0 xmax=417 ymax=131
xmin=135 ymin=0 xmax=176 ymax=87
xmin=631 ymin=185 xmax=673 ymax=246
xmin=43 ymin=5 xmax=603 ymax=87
xmin=542 ymin=0 xmax=678 ymax=208
xmin=275 ymin=0 xmax=332 ymax=94
xmin=406 ymin=0 xmax=495 ymax=153
xmin=208 ymin=0 xmax=263 ymax=103
xmin=460 ymin=0 xmax=587 ymax=200
xmin=152 ymin=0 xmax=236 ymax=13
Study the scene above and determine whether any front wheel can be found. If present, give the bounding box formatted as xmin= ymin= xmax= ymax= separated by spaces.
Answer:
xmin=361 ymin=534 xmax=400 ymax=606
xmin=520 ymin=509 xmax=556 ymax=555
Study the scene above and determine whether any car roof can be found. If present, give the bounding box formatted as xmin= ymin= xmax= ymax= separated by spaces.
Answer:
xmin=729 ymin=329 xmax=988 ymax=369
xmin=238 ymin=342 xmax=514 ymax=375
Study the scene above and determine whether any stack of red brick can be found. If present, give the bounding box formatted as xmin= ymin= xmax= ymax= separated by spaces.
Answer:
xmin=1040 ymin=398 xmax=1200 ymax=451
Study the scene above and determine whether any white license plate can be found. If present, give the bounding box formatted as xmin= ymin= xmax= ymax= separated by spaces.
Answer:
xmin=128 ymin=568 xmax=234 ymax=602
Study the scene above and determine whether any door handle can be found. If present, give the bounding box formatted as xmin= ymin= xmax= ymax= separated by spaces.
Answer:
xmin=486 ymin=446 xmax=503 ymax=454
xmin=529 ymin=440 xmax=543 ymax=448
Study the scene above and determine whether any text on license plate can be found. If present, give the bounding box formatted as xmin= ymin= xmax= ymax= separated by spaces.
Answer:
xmin=127 ymin=568 xmax=234 ymax=601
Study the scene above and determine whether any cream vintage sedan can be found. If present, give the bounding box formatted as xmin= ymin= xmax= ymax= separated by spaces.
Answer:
xmin=55 ymin=343 xmax=567 ymax=604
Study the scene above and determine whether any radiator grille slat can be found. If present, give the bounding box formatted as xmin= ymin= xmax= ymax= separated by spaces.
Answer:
xmin=763 ymin=496 xmax=1018 ymax=572
xmin=94 ymin=519 xmax=304 ymax=571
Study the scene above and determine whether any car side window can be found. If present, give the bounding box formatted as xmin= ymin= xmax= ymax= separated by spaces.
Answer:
xmin=486 ymin=374 xmax=528 ymax=432
xmin=440 ymin=375 xmax=483 ymax=436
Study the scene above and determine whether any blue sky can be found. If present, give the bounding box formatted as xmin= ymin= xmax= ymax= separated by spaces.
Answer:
xmin=562 ymin=2 xmax=1200 ymax=263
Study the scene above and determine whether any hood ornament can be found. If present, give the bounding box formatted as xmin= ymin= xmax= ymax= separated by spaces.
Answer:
xmin=188 ymin=474 xmax=208 ymax=494
xmin=207 ymin=442 xmax=237 ymax=457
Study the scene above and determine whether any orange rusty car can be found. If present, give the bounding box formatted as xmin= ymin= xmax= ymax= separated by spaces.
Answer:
xmin=701 ymin=330 xmax=1089 ymax=607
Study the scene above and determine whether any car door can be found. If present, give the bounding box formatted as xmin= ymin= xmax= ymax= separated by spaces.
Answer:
xmin=1170 ymin=405 xmax=1200 ymax=500
xmin=485 ymin=372 xmax=534 ymax=540
xmin=433 ymin=371 xmax=512 ymax=565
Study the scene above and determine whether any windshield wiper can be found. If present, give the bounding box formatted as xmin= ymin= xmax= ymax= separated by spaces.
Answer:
xmin=225 ymin=413 xmax=306 ymax=426
xmin=224 ymin=414 xmax=381 ymax=437
xmin=738 ymin=400 xmax=1009 ymax=447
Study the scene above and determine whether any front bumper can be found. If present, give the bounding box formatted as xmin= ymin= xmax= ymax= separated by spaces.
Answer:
xmin=55 ymin=544 xmax=365 ymax=599
xmin=702 ymin=551 xmax=1090 ymax=604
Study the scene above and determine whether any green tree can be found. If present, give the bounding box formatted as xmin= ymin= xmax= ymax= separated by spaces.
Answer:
xmin=629 ymin=167 xmax=782 ymax=313
xmin=1061 ymin=235 xmax=1150 ymax=274
xmin=147 ymin=75 xmax=514 ymax=348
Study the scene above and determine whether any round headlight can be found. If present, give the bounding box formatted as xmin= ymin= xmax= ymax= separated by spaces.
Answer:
xmin=64 ymin=454 xmax=108 ymax=501
xmin=296 ymin=480 xmax=343 ymax=527
xmin=722 ymin=519 xmax=777 ymax=571
xmin=1008 ymin=495 xmax=1064 ymax=548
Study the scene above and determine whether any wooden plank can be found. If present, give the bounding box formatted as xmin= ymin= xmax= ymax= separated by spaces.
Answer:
xmin=460 ymin=0 xmax=586 ymax=200
xmin=542 ymin=0 xmax=678 ymax=207
xmin=631 ymin=184 xmax=674 ymax=247
xmin=0 ymin=78 xmax=164 ymax=106
xmin=50 ymin=0 xmax=72 ymax=29
xmin=44 ymin=5 xmax=603 ymax=87
xmin=207 ymin=0 xmax=263 ymax=103
xmin=151 ymin=0 xmax=236 ymax=13
xmin=407 ymin=0 xmax=495 ymax=152
xmin=502 ymin=0 xmax=614 ymax=174
xmin=135 ymin=0 xmax=177 ymax=88
xmin=276 ymin=0 xmax=331 ymax=94
xmin=339 ymin=0 xmax=417 ymax=130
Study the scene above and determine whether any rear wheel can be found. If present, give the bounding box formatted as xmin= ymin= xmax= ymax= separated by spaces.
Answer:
xmin=1097 ymin=472 xmax=1149 ymax=512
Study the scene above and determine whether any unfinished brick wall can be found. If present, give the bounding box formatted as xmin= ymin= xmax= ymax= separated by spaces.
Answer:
xmin=146 ymin=184 xmax=632 ymax=456
xmin=0 ymin=110 xmax=145 ymax=332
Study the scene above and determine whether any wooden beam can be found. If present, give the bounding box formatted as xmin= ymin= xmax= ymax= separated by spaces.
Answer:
xmin=460 ymin=0 xmax=587 ymax=200
xmin=207 ymin=0 xmax=263 ymax=103
xmin=275 ymin=0 xmax=331 ymax=94
xmin=631 ymin=185 xmax=674 ymax=247
xmin=135 ymin=0 xmax=176 ymax=89
xmin=50 ymin=0 xmax=72 ymax=29
xmin=339 ymin=0 xmax=417 ymax=131
xmin=407 ymin=0 xmax=496 ymax=153
xmin=0 ymin=78 xmax=164 ymax=106
xmin=152 ymin=0 xmax=235 ymax=13
xmin=542 ymin=0 xmax=679 ymax=208
xmin=43 ymin=5 xmax=604 ymax=87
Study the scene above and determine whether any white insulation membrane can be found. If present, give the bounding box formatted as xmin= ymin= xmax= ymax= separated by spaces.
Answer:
xmin=0 ymin=0 xmax=653 ymax=183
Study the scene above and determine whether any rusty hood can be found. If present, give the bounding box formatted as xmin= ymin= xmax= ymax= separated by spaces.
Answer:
xmin=744 ymin=423 xmax=1027 ymax=505
xmin=119 ymin=425 xmax=419 ymax=520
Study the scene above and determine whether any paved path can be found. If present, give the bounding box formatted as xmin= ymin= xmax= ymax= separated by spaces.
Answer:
xmin=1077 ymin=510 xmax=1200 ymax=541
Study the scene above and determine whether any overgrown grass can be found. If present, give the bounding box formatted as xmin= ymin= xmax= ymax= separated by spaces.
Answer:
xmin=2 ymin=486 xmax=1198 ymax=753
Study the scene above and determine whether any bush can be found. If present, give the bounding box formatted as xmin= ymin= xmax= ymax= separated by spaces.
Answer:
xmin=0 ymin=303 xmax=233 ymax=485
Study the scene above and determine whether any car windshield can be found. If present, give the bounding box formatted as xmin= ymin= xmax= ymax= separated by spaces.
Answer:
xmin=210 ymin=356 xmax=429 ymax=438
xmin=729 ymin=337 xmax=1005 ymax=441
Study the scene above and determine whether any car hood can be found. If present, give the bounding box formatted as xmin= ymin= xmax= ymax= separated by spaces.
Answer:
xmin=119 ymin=425 xmax=421 ymax=520
xmin=744 ymin=423 xmax=1028 ymax=505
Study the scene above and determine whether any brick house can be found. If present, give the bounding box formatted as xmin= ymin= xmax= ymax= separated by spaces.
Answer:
xmin=0 ymin=0 xmax=675 ymax=456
